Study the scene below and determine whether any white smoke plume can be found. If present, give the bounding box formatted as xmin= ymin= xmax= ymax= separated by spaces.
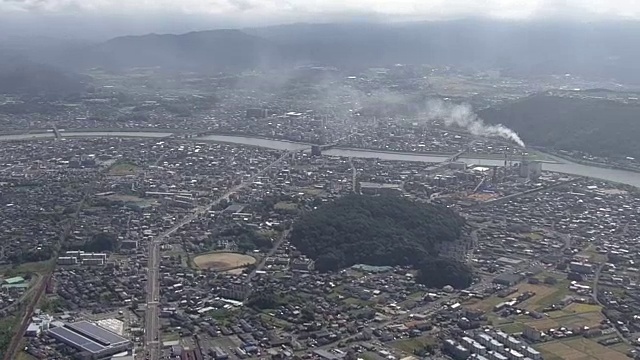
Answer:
xmin=424 ymin=99 xmax=525 ymax=148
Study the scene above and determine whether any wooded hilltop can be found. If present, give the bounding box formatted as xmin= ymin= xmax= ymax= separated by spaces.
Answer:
xmin=290 ymin=194 xmax=473 ymax=289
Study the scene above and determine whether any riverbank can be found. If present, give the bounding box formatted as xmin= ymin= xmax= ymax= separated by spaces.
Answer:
xmin=1 ymin=130 xmax=640 ymax=188
xmin=537 ymin=148 xmax=640 ymax=174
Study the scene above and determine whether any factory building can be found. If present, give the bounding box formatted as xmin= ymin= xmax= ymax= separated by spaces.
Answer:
xmin=520 ymin=160 xmax=543 ymax=179
xmin=47 ymin=321 xmax=132 ymax=358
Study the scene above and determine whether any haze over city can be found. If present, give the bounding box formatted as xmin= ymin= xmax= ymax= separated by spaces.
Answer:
xmin=1 ymin=0 xmax=640 ymax=38
xmin=3 ymin=1 xmax=640 ymax=360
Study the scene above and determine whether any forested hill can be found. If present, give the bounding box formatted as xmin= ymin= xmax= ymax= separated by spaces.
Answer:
xmin=479 ymin=94 xmax=640 ymax=160
xmin=290 ymin=194 xmax=471 ymax=284
xmin=0 ymin=56 xmax=86 ymax=96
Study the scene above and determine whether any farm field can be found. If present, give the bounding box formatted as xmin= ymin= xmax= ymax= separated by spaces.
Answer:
xmin=468 ymin=279 xmax=605 ymax=336
xmin=467 ymin=281 xmax=568 ymax=313
xmin=390 ymin=336 xmax=437 ymax=354
xmin=516 ymin=283 xmax=558 ymax=311
xmin=523 ymin=310 xmax=604 ymax=329
xmin=537 ymin=338 xmax=628 ymax=360
xmin=193 ymin=252 xmax=256 ymax=270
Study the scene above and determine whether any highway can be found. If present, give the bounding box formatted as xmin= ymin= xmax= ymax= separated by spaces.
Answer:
xmin=143 ymin=150 xmax=295 ymax=359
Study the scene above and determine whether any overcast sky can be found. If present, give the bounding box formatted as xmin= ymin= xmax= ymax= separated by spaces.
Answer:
xmin=1 ymin=0 xmax=639 ymax=39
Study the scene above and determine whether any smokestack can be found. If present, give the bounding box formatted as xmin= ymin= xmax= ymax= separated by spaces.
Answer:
xmin=424 ymin=99 xmax=525 ymax=147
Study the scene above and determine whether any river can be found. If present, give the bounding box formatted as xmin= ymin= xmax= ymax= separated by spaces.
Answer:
xmin=1 ymin=131 xmax=639 ymax=187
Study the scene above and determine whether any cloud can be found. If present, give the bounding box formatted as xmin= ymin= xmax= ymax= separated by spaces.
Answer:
xmin=1 ymin=0 xmax=639 ymax=39
xmin=1 ymin=0 xmax=639 ymax=18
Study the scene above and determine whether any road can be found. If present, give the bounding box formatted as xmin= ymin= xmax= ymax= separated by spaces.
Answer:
xmin=245 ymin=229 xmax=291 ymax=285
xmin=592 ymin=264 xmax=631 ymax=345
xmin=143 ymin=150 xmax=295 ymax=359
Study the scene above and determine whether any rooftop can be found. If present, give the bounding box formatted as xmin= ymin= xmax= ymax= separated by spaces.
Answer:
xmin=48 ymin=321 xmax=131 ymax=355
xmin=3 ymin=276 xmax=25 ymax=284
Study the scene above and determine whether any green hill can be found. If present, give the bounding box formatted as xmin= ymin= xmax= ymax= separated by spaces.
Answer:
xmin=290 ymin=194 xmax=473 ymax=288
xmin=480 ymin=94 xmax=640 ymax=159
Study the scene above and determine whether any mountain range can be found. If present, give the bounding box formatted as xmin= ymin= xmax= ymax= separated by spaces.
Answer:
xmin=3 ymin=20 xmax=640 ymax=95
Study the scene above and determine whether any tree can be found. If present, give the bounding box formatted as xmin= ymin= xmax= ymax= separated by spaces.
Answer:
xmin=83 ymin=232 xmax=118 ymax=252
xmin=480 ymin=94 xmax=640 ymax=160
xmin=247 ymin=289 xmax=279 ymax=310
xmin=416 ymin=258 xmax=473 ymax=289
xmin=301 ymin=306 xmax=315 ymax=322
xmin=290 ymin=194 xmax=466 ymax=272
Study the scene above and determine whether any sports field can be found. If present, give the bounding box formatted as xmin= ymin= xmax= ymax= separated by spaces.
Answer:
xmin=193 ymin=252 xmax=256 ymax=270
xmin=107 ymin=162 xmax=138 ymax=175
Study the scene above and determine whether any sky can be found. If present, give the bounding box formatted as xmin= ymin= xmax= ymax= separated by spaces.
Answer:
xmin=1 ymin=0 xmax=639 ymax=39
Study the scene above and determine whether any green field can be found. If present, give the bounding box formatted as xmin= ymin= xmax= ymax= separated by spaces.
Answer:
xmin=0 ymin=316 xmax=20 ymax=357
xmin=578 ymin=245 xmax=608 ymax=263
xmin=531 ymin=280 xmax=572 ymax=310
xmin=524 ymin=232 xmax=544 ymax=241
xmin=391 ymin=336 xmax=437 ymax=354
xmin=1 ymin=260 xmax=52 ymax=276
xmin=537 ymin=338 xmax=629 ymax=360
xmin=260 ymin=314 xmax=292 ymax=329
xmin=15 ymin=352 xmax=38 ymax=360
xmin=498 ymin=322 xmax=526 ymax=334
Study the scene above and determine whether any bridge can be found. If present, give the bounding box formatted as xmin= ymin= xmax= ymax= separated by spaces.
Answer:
xmin=447 ymin=148 xmax=467 ymax=163
xmin=314 ymin=132 xmax=360 ymax=152
xmin=51 ymin=124 xmax=61 ymax=140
